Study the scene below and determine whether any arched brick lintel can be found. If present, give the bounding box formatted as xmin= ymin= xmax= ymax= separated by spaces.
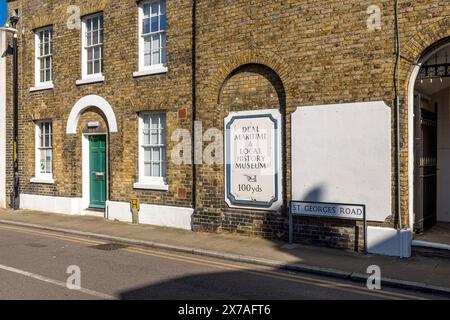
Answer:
xmin=208 ymin=50 xmax=296 ymax=104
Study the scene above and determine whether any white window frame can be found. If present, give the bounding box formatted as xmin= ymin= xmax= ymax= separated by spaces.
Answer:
xmin=134 ymin=112 xmax=168 ymax=191
xmin=134 ymin=0 xmax=168 ymax=77
xmin=78 ymin=13 xmax=105 ymax=85
xmin=32 ymin=27 xmax=54 ymax=91
xmin=31 ymin=121 xmax=54 ymax=184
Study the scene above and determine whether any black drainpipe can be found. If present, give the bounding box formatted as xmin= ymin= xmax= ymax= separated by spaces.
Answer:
xmin=191 ymin=0 xmax=197 ymax=213
xmin=11 ymin=16 xmax=20 ymax=210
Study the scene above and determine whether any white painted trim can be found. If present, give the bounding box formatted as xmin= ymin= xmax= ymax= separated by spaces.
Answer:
xmin=34 ymin=121 xmax=53 ymax=181
xmin=133 ymin=67 xmax=168 ymax=78
xmin=82 ymin=135 xmax=90 ymax=210
xmin=30 ymin=83 xmax=54 ymax=92
xmin=137 ymin=1 xmax=167 ymax=74
xmin=66 ymin=95 xmax=118 ymax=134
xmin=80 ymin=13 xmax=104 ymax=81
xmin=412 ymin=240 xmax=450 ymax=251
xmin=133 ymin=182 xmax=169 ymax=191
xmin=30 ymin=178 xmax=55 ymax=184
xmin=0 ymin=31 xmax=6 ymax=208
xmin=106 ymin=200 xmax=193 ymax=230
xmin=34 ymin=26 xmax=53 ymax=88
xmin=407 ymin=42 xmax=450 ymax=229
xmin=76 ymin=76 xmax=105 ymax=86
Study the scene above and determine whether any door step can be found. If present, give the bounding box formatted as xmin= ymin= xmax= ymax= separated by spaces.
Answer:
xmin=412 ymin=240 xmax=450 ymax=259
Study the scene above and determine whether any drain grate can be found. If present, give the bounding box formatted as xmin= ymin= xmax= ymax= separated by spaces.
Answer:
xmin=90 ymin=243 xmax=128 ymax=251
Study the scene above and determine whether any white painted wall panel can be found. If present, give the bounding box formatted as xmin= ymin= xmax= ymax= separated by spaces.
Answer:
xmin=291 ymin=101 xmax=392 ymax=222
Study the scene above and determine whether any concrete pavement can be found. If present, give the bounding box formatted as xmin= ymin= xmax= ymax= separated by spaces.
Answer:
xmin=0 ymin=208 xmax=449 ymax=296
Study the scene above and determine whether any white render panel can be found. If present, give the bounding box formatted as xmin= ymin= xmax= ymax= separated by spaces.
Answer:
xmin=291 ymin=101 xmax=392 ymax=222
xmin=106 ymin=200 xmax=193 ymax=230
xmin=20 ymin=194 xmax=83 ymax=215
xmin=367 ymin=226 xmax=412 ymax=258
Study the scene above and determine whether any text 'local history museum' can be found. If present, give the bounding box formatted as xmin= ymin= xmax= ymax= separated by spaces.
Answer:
xmin=1 ymin=0 xmax=450 ymax=257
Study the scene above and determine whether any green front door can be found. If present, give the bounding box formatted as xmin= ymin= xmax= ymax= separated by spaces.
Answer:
xmin=89 ymin=135 xmax=107 ymax=209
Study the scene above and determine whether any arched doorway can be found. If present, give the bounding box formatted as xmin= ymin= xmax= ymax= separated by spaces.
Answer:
xmin=410 ymin=39 xmax=450 ymax=243
xmin=67 ymin=95 xmax=117 ymax=213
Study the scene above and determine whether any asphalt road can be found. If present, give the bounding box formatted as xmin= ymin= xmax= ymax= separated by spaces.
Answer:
xmin=0 ymin=223 xmax=446 ymax=300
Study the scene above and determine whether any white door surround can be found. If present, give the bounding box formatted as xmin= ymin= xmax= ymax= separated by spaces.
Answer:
xmin=66 ymin=95 xmax=118 ymax=134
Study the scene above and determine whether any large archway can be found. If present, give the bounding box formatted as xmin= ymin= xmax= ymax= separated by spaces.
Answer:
xmin=409 ymin=38 xmax=450 ymax=246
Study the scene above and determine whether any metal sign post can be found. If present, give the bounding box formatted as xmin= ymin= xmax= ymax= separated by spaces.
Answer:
xmin=289 ymin=201 xmax=367 ymax=254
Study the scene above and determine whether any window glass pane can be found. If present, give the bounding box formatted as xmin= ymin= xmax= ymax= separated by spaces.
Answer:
xmin=88 ymin=48 xmax=93 ymax=62
xmin=46 ymin=149 xmax=52 ymax=173
xmin=151 ymin=33 xmax=160 ymax=49
xmin=151 ymin=3 xmax=159 ymax=16
xmin=144 ymin=163 xmax=151 ymax=177
xmin=45 ymin=69 xmax=51 ymax=82
xmin=161 ymin=33 xmax=167 ymax=64
xmin=143 ymin=4 xmax=150 ymax=17
xmin=160 ymin=13 xmax=166 ymax=30
xmin=143 ymin=18 xmax=150 ymax=34
xmin=144 ymin=36 xmax=151 ymax=53
xmin=152 ymin=148 xmax=160 ymax=162
xmin=93 ymin=17 xmax=98 ymax=30
xmin=151 ymin=16 xmax=159 ymax=33
xmin=152 ymin=162 xmax=161 ymax=177
xmin=160 ymin=0 xmax=166 ymax=15
xmin=40 ymin=150 xmax=46 ymax=173
xmin=94 ymin=46 xmax=100 ymax=59
xmin=93 ymin=30 xmax=99 ymax=45
xmin=144 ymin=148 xmax=151 ymax=162
xmin=100 ymin=16 xmax=104 ymax=29
xmin=87 ymin=30 xmax=92 ymax=46
xmin=87 ymin=18 xmax=92 ymax=32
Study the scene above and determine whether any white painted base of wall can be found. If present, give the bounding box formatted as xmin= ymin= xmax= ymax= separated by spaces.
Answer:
xmin=20 ymin=194 xmax=83 ymax=215
xmin=106 ymin=201 xmax=193 ymax=230
xmin=367 ymin=226 xmax=412 ymax=258
xmin=19 ymin=194 xmax=194 ymax=231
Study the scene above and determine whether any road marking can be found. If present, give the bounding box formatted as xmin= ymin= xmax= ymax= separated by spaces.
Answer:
xmin=0 ymin=224 xmax=431 ymax=300
xmin=0 ymin=263 xmax=115 ymax=300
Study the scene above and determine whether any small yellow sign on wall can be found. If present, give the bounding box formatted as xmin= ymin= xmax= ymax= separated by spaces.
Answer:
xmin=130 ymin=199 xmax=140 ymax=210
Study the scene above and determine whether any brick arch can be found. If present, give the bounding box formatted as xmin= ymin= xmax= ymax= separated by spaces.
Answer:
xmin=208 ymin=50 xmax=296 ymax=105
xmin=403 ymin=16 xmax=450 ymax=64
xmin=404 ymin=18 xmax=450 ymax=229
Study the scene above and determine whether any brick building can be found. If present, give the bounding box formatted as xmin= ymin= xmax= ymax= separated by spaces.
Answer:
xmin=1 ymin=0 xmax=450 ymax=257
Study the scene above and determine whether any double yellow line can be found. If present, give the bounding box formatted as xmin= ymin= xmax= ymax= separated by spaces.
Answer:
xmin=0 ymin=224 xmax=429 ymax=300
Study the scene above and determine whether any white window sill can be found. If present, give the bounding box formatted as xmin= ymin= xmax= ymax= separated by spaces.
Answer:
xmin=30 ymin=83 xmax=54 ymax=92
xmin=133 ymin=182 xmax=169 ymax=191
xmin=76 ymin=76 xmax=105 ymax=86
xmin=30 ymin=177 xmax=55 ymax=184
xmin=133 ymin=66 xmax=168 ymax=78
